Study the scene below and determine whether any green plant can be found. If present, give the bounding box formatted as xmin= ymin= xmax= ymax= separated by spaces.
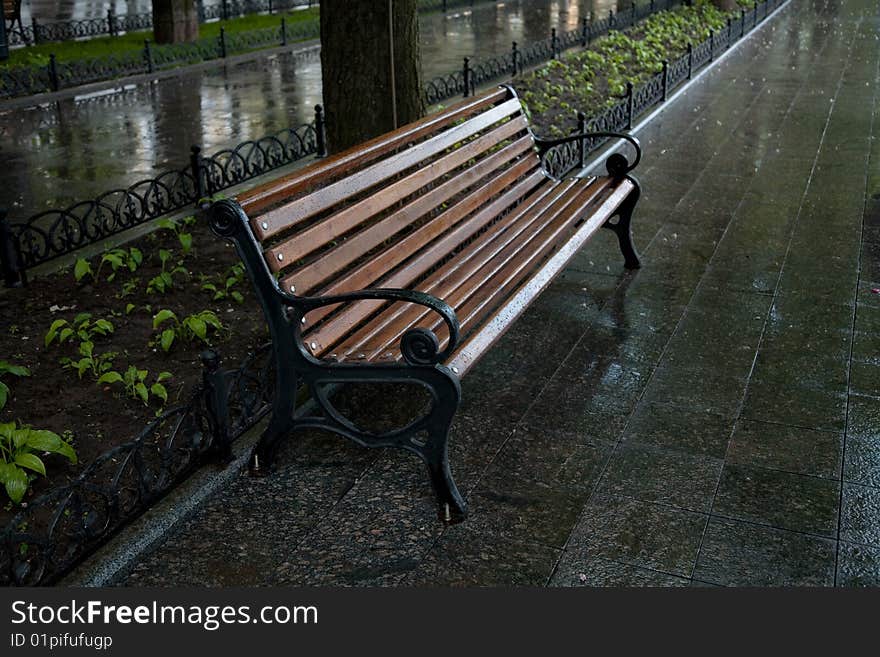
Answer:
xmin=74 ymin=247 xmax=143 ymax=283
xmin=152 ymin=309 xmax=224 ymax=352
xmin=45 ymin=313 xmax=114 ymax=348
xmin=98 ymin=366 xmax=172 ymax=405
xmin=0 ymin=361 xmax=30 ymax=412
xmin=202 ymin=263 xmax=246 ymax=304
xmin=60 ymin=341 xmax=117 ymax=380
xmin=157 ymin=216 xmax=195 ymax=255
xmin=0 ymin=422 xmax=77 ymax=504
xmin=146 ymin=249 xmax=189 ymax=294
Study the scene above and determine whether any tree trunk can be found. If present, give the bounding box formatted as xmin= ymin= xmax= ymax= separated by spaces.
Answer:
xmin=152 ymin=0 xmax=199 ymax=44
xmin=320 ymin=0 xmax=424 ymax=154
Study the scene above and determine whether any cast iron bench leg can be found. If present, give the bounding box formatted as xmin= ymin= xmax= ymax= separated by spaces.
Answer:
xmin=602 ymin=176 xmax=642 ymax=270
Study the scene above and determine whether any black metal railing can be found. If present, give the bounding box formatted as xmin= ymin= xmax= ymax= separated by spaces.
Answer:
xmin=423 ymin=0 xmax=673 ymax=105
xmin=0 ymin=18 xmax=321 ymax=99
xmin=0 ymin=106 xmax=324 ymax=285
xmin=0 ymin=0 xmax=785 ymax=585
xmin=6 ymin=0 xmax=490 ymax=48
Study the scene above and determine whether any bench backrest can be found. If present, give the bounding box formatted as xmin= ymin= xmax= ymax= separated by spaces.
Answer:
xmin=236 ymin=86 xmax=549 ymax=342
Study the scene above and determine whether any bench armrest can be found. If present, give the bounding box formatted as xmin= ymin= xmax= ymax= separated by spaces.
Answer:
xmin=534 ymin=131 xmax=642 ymax=176
xmin=288 ymin=288 xmax=461 ymax=367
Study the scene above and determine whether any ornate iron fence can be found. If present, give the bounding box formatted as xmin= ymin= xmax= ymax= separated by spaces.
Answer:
xmin=0 ymin=19 xmax=320 ymax=99
xmin=0 ymin=345 xmax=275 ymax=587
xmin=0 ymin=0 xmax=784 ymax=586
xmin=1 ymin=113 xmax=322 ymax=284
xmin=6 ymin=0 xmax=494 ymax=48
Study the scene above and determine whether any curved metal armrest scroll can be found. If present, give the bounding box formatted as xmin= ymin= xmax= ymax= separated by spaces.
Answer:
xmin=287 ymin=288 xmax=461 ymax=367
xmin=535 ymin=131 xmax=642 ymax=176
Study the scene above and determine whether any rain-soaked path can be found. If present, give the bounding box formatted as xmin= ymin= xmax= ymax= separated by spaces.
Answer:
xmin=1 ymin=0 xmax=618 ymax=214
xmin=101 ymin=0 xmax=880 ymax=587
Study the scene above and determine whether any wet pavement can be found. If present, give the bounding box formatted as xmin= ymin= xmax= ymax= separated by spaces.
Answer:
xmin=1 ymin=0 xmax=616 ymax=214
xmin=112 ymin=0 xmax=880 ymax=587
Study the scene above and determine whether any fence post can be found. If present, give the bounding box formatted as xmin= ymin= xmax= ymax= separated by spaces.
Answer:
xmin=609 ymin=9 xmax=614 ymax=29
xmin=741 ymin=9 xmax=746 ymax=38
xmin=190 ymin=145 xmax=207 ymax=204
xmin=753 ymin=3 xmax=758 ymax=27
xmin=144 ymin=39 xmax=154 ymax=73
xmin=268 ymin=0 xmax=274 ymax=14
xmin=219 ymin=27 xmax=227 ymax=58
xmin=222 ymin=0 xmax=229 ymax=21
xmin=650 ymin=0 xmax=654 ymax=14
xmin=281 ymin=17 xmax=287 ymax=46
xmin=577 ymin=111 xmax=586 ymax=170
xmin=47 ymin=54 xmax=59 ymax=92
xmin=31 ymin=18 xmax=40 ymax=45
xmin=687 ymin=42 xmax=693 ymax=79
xmin=314 ymin=104 xmax=327 ymax=158
xmin=625 ymin=82 xmax=634 ymax=130
xmin=200 ymin=350 xmax=232 ymax=463
xmin=107 ymin=8 xmax=117 ymax=37
xmin=511 ymin=41 xmax=518 ymax=76
xmin=661 ymin=59 xmax=668 ymax=101
xmin=551 ymin=28 xmax=558 ymax=60
xmin=443 ymin=0 xmax=447 ymax=11
xmin=581 ymin=16 xmax=588 ymax=47
xmin=462 ymin=57 xmax=471 ymax=98
xmin=709 ymin=30 xmax=714 ymax=62
xmin=727 ymin=17 xmax=732 ymax=47
xmin=0 ymin=210 xmax=25 ymax=288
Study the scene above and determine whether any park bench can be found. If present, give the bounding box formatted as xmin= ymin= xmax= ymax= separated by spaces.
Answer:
xmin=207 ymin=85 xmax=642 ymax=523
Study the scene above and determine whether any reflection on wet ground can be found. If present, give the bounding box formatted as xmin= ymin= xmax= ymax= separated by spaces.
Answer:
xmin=112 ymin=0 xmax=880 ymax=587
xmin=2 ymin=0 xmax=618 ymax=213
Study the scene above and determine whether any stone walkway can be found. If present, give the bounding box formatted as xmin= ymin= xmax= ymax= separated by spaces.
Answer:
xmin=119 ymin=0 xmax=880 ymax=587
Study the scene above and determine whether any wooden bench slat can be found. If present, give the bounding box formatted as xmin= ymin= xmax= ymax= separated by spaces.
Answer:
xmin=286 ymin=132 xmax=537 ymax=295
xmin=256 ymin=98 xmax=525 ymax=243
xmin=327 ymin=178 xmax=590 ymax=360
xmin=239 ymin=87 xmax=511 ymax=219
xmin=264 ymin=115 xmax=531 ymax=275
xmin=301 ymin=165 xmax=549 ymax=352
xmin=448 ymin=179 xmax=636 ymax=376
xmin=291 ymin=156 xmax=544 ymax=332
xmin=333 ymin=177 xmax=611 ymax=361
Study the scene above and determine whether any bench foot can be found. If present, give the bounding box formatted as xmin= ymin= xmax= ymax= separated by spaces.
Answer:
xmin=603 ymin=177 xmax=642 ymax=270
xmin=425 ymin=441 xmax=468 ymax=524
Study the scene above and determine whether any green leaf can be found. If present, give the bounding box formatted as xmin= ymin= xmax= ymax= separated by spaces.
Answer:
xmin=59 ymin=328 xmax=74 ymax=344
xmin=231 ymin=291 xmax=244 ymax=304
xmin=0 ymin=422 xmax=15 ymax=438
xmin=200 ymin=312 xmax=222 ymax=330
xmin=129 ymin=247 xmax=143 ymax=268
xmin=94 ymin=319 xmax=114 ymax=334
xmin=97 ymin=372 xmax=123 ymax=385
xmin=1 ymin=464 xmax=28 ymax=504
xmin=160 ymin=329 xmax=175 ymax=352
xmin=153 ymin=309 xmax=177 ymax=329
xmin=134 ymin=382 xmax=149 ymax=404
xmin=79 ymin=341 xmax=94 ymax=357
xmin=150 ymin=383 xmax=168 ymax=404
xmin=14 ymin=453 xmax=46 ymax=476
xmin=125 ymin=303 xmax=136 ymax=315
xmin=179 ymin=233 xmax=193 ymax=254
xmin=74 ymin=258 xmax=92 ymax=282
xmin=186 ymin=317 xmax=207 ymax=340
xmin=0 ymin=381 xmax=7 ymax=411
xmin=45 ymin=319 xmax=66 ymax=347
xmin=0 ymin=362 xmax=30 ymax=377
xmin=157 ymin=371 xmax=173 ymax=382
xmin=159 ymin=249 xmax=171 ymax=265
xmin=11 ymin=428 xmax=29 ymax=449
xmin=23 ymin=429 xmax=62 ymax=452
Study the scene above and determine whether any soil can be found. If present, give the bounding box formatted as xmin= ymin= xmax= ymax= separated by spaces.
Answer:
xmin=0 ymin=214 xmax=269 ymax=520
